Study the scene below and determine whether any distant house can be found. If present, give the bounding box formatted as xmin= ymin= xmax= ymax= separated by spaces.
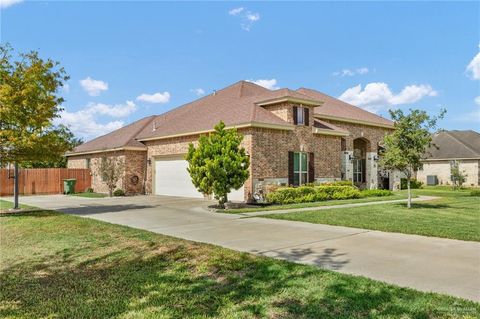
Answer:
xmin=417 ymin=130 xmax=480 ymax=187
xmin=66 ymin=81 xmax=400 ymax=201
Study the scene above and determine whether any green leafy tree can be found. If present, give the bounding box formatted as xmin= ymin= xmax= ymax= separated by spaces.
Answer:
xmin=450 ymin=162 xmax=467 ymax=190
xmin=380 ymin=109 xmax=445 ymax=208
xmin=21 ymin=125 xmax=83 ymax=168
xmin=186 ymin=121 xmax=250 ymax=207
xmin=0 ymin=44 xmax=70 ymax=208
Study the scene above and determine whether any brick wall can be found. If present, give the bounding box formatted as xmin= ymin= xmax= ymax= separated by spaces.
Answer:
xmin=321 ymin=119 xmax=393 ymax=152
xmin=67 ymin=150 xmax=147 ymax=195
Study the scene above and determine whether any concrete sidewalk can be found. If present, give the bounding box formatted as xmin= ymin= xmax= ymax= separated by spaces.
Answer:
xmin=239 ymin=195 xmax=439 ymax=217
xmin=6 ymin=194 xmax=480 ymax=302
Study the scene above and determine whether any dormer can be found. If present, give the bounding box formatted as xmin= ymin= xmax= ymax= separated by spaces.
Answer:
xmin=254 ymin=89 xmax=323 ymax=126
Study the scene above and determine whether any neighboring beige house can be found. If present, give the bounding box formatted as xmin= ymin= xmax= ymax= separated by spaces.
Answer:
xmin=66 ymin=81 xmax=398 ymax=201
xmin=416 ymin=130 xmax=480 ymax=187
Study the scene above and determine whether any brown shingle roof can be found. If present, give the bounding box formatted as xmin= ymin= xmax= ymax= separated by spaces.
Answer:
xmin=313 ymin=119 xmax=349 ymax=134
xmin=425 ymin=130 xmax=480 ymax=160
xmin=67 ymin=81 xmax=395 ymax=155
xmin=297 ymin=88 xmax=394 ymax=128
xmin=68 ymin=116 xmax=155 ymax=154
xmin=136 ymin=81 xmax=295 ymax=140
xmin=254 ymin=88 xmax=323 ymax=106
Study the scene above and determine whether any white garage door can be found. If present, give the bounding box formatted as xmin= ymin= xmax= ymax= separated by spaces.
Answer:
xmin=154 ymin=156 xmax=245 ymax=201
xmin=154 ymin=157 xmax=204 ymax=198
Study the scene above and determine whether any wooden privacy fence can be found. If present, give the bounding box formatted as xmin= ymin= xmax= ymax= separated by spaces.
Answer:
xmin=0 ymin=168 xmax=92 ymax=196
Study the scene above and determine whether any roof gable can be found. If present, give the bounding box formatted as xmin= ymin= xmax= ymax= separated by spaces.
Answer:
xmin=297 ymin=88 xmax=394 ymax=128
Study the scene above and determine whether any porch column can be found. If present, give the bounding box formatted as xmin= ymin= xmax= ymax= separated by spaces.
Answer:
xmin=366 ymin=152 xmax=378 ymax=189
xmin=341 ymin=151 xmax=353 ymax=182
xmin=389 ymin=170 xmax=402 ymax=191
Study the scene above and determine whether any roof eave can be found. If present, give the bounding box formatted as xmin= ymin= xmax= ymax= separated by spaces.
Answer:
xmin=314 ymin=114 xmax=394 ymax=129
xmin=65 ymin=146 xmax=147 ymax=157
xmin=255 ymin=96 xmax=323 ymax=107
xmin=312 ymin=127 xmax=349 ymax=137
xmin=421 ymin=157 xmax=480 ymax=161
xmin=137 ymin=121 xmax=294 ymax=142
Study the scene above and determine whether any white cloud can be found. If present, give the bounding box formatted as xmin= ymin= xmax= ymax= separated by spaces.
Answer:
xmin=245 ymin=12 xmax=260 ymax=22
xmin=333 ymin=67 xmax=369 ymax=77
xmin=339 ymin=82 xmax=438 ymax=113
xmin=0 ymin=0 xmax=23 ymax=9
xmin=241 ymin=11 xmax=260 ymax=31
xmin=79 ymin=77 xmax=108 ymax=96
xmin=191 ymin=88 xmax=205 ymax=96
xmin=475 ymin=96 xmax=480 ymax=106
xmin=136 ymin=91 xmax=170 ymax=104
xmin=229 ymin=7 xmax=244 ymax=16
xmin=466 ymin=52 xmax=480 ymax=80
xmin=55 ymin=110 xmax=124 ymax=139
xmin=389 ymin=84 xmax=438 ymax=105
xmin=247 ymin=79 xmax=279 ymax=90
xmin=87 ymin=100 xmax=137 ymax=117
xmin=356 ymin=67 xmax=369 ymax=75
xmin=55 ymin=100 xmax=136 ymax=139
xmin=229 ymin=7 xmax=260 ymax=31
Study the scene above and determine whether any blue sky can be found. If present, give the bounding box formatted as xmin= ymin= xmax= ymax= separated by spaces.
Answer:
xmin=2 ymin=0 xmax=479 ymax=140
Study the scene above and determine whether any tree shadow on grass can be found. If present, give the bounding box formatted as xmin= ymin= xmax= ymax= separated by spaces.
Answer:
xmin=1 ymin=240 xmax=475 ymax=319
xmin=390 ymin=202 xmax=450 ymax=210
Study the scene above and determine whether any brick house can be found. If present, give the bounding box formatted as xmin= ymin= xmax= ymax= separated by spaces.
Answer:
xmin=66 ymin=81 xmax=399 ymax=201
xmin=416 ymin=130 xmax=480 ymax=186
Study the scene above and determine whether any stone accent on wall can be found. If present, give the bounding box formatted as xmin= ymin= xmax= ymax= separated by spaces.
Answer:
xmin=389 ymin=170 xmax=402 ymax=191
xmin=341 ymin=151 xmax=354 ymax=182
xmin=366 ymin=152 xmax=378 ymax=189
xmin=321 ymin=119 xmax=392 ymax=153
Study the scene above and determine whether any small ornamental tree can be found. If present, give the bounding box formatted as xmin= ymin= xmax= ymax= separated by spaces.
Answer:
xmin=450 ymin=162 xmax=467 ymax=190
xmin=381 ymin=109 xmax=445 ymax=208
xmin=186 ymin=121 xmax=250 ymax=207
xmin=97 ymin=155 xmax=125 ymax=197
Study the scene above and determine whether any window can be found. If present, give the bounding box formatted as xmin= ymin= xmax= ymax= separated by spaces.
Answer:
xmin=296 ymin=107 xmax=305 ymax=125
xmin=353 ymin=159 xmax=364 ymax=183
xmin=294 ymin=152 xmax=308 ymax=186
xmin=85 ymin=158 xmax=91 ymax=169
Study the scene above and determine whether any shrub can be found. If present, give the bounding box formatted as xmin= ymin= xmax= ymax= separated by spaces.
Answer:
xmin=401 ymin=178 xmax=423 ymax=190
xmin=85 ymin=187 xmax=94 ymax=193
xmin=266 ymin=185 xmax=360 ymax=204
xmin=360 ymin=189 xmax=393 ymax=198
xmin=113 ymin=189 xmax=125 ymax=196
xmin=470 ymin=189 xmax=480 ymax=197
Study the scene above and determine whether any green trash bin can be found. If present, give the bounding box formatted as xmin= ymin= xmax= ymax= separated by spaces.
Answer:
xmin=63 ymin=179 xmax=76 ymax=194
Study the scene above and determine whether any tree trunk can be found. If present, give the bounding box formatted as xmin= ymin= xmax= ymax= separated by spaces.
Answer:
xmin=13 ymin=162 xmax=19 ymax=209
xmin=109 ymin=188 xmax=113 ymax=197
xmin=218 ymin=194 xmax=228 ymax=209
xmin=407 ymin=178 xmax=411 ymax=209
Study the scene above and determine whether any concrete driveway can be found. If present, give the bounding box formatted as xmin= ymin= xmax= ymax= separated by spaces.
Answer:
xmin=8 ymin=194 xmax=480 ymax=302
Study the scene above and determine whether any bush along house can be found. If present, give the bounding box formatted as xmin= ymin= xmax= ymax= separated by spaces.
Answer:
xmin=66 ymin=81 xmax=400 ymax=202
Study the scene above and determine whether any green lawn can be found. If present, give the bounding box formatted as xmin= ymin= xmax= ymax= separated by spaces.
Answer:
xmin=70 ymin=192 xmax=108 ymax=198
xmin=1 ymin=209 xmax=478 ymax=318
xmin=223 ymin=193 xmax=408 ymax=214
xmin=265 ymin=188 xmax=480 ymax=242
xmin=0 ymin=199 xmax=33 ymax=210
